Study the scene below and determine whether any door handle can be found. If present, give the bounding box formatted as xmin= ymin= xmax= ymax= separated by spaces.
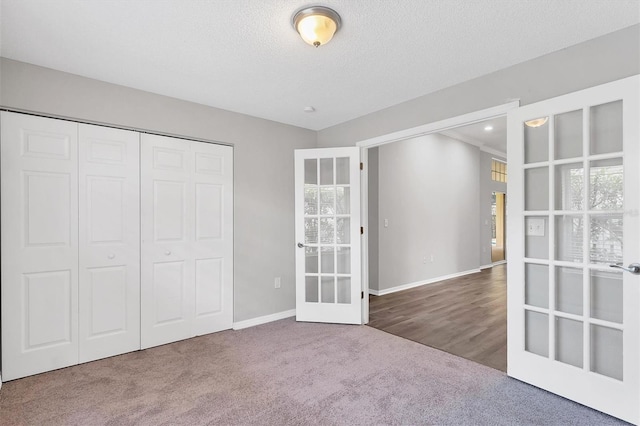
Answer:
xmin=165 ymin=250 xmax=172 ymax=256
xmin=107 ymin=254 xmax=115 ymax=260
xmin=297 ymin=243 xmax=305 ymax=248
xmin=609 ymin=263 xmax=640 ymax=275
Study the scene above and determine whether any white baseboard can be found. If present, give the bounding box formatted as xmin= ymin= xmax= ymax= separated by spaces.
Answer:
xmin=232 ymin=309 xmax=296 ymax=330
xmin=480 ymin=264 xmax=493 ymax=270
xmin=369 ymin=268 xmax=482 ymax=296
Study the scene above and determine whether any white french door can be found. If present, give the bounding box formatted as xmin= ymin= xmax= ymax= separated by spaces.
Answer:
xmin=140 ymin=134 xmax=233 ymax=349
xmin=507 ymin=75 xmax=639 ymax=423
xmin=294 ymin=147 xmax=362 ymax=324
xmin=78 ymin=124 xmax=140 ymax=363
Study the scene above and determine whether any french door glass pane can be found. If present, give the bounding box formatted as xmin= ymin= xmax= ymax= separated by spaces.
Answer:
xmin=336 ymin=187 xmax=350 ymax=214
xmin=555 ymin=163 xmax=583 ymax=211
xmin=320 ymin=218 xmax=335 ymax=244
xmin=305 ymin=247 xmax=318 ymax=273
xmin=554 ymin=109 xmax=583 ymax=160
xmin=555 ymin=317 xmax=583 ymax=368
xmin=525 ymin=216 xmax=549 ymax=259
xmin=336 ymin=218 xmax=350 ymax=244
xmin=305 ymin=187 xmax=318 ymax=215
xmin=305 ymin=276 xmax=319 ymax=303
xmin=304 ymin=159 xmax=317 ymax=184
xmin=321 ymin=277 xmax=335 ymax=303
xmin=591 ymin=324 xmax=623 ymax=380
xmin=555 ymin=215 xmax=583 ymax=262
xmin=320 ymin=187 xmax=336 ymax=214
xmin=589 ymin=215 xmax=623 ymax=264
xmin=525 ymin=167 xmax=549 ymax=210
xmin=321 ymin=247 xmax=334 ymax=273
xmin=336 ymin=247 xmax=351 ymax=274
xmin=304 ymin=218 xmax=318 ymax=244
xmin=337 ymin=277 xmax=351 ymax=304
xmin=525 ymin=263 xmax=548 ymax=308
xmin=590 ymin=100 xmax=623 ymax=155
xmin=589 ymin=158 xmax=623 ymax=211
xmin=525 ymin=310 xmax=549 ymax=357
xmin=524 ymin=119 xmax=549 ymax=164
xmin=555 ymin=267 xmax=583 ymax=315
xmin=336 ymin=157 xmax=349 ymax=184
xmin=590 ymin=270 xmax=623 ymax=323
xmin=320 ymin=158 xmax=333 ymax=185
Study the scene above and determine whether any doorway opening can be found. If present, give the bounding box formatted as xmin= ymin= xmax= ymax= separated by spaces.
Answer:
xmin=360 ymin=103 xmax=514 ymax=372
xmin=491 ymin=191 xmax=506 ymax=263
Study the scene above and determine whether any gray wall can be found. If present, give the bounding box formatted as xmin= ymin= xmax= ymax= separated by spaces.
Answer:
xmin=376 ymin=134 xmax=480 ymax=291
xmin=0 ymin=58 xmax=317 ymax=322
xmin=317 ymin=25 xmax=640 ymax=148
xmin=479 ymin=152 xmax=507 ymax=267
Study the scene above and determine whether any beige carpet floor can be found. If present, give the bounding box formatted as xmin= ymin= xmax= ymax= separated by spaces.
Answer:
xmin=0 ymin=318 xmax=625 ymax=425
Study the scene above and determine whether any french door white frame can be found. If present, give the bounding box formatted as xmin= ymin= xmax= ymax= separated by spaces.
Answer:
xmin=355 ymin=101 xmax=520 ymax=325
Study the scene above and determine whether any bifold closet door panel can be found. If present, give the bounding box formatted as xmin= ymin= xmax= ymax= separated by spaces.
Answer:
xmin=1 ymin=112 xmax=79 ymax=381
xmin=78 ymin=124 xmax=140 ymax=363
xmin=192 ymin=142 xmax=233 ymax=336
xmin=141 ymin=134 xmax=194 ymax=349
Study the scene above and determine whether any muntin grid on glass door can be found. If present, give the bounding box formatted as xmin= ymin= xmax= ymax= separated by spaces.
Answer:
xmin=303 ymin=157 xmax=352 ymax=305
xmin=523 ymin=100 xmax=625 ymax=380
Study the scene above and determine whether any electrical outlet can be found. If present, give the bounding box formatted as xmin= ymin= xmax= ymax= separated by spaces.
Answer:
xmin=423 ymin=256 xmax=427 ymax=264
xmin=384 ymin=218 xmax=389 ymax=228
xmin=430 ymin=254 xmax=434 ymax=262
xmin=274 ymin=277 xmax=281 ymax=289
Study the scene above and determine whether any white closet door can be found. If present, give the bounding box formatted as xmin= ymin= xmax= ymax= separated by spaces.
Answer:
xmin=1 ymin=112 xmax=79 ymax=381
xmin=78 ymin=124 xmax=140 ymax=363
xmin=141 ymin=134 xmax=233 ymax=349
xmin=192 ymin=142 xmax=233 ymax=335
xmin=141 ymin=134 xmax=194 ymax=348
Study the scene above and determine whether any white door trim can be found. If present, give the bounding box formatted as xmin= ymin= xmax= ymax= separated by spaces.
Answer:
xmin=355 ymin=101 xmax=520 ymax=305
xmin=355 ymin=101 xmax=520 ymax=149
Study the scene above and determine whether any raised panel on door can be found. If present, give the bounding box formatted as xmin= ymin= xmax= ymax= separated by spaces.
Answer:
xmin=78 ymin=124 xmax=140 ymax=363
xmin=192 ymin=143 xmax=233 ymax=335
xmin=141 ymin=134 xmax=194 ymax=349
xmin=1 ymin=112 xmax=79 ymax=381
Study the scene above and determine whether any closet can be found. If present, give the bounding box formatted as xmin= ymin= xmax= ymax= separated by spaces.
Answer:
xmin=1 ymin=112 xmax=233 ymax=381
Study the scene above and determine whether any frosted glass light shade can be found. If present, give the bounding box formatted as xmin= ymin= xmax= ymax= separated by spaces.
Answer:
xmin=525 ymin=117 xmax=549 ymax=128
xmin=293 ymin=6 xmax=341 ymax=47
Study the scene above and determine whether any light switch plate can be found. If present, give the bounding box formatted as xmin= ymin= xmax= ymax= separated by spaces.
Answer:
xmin=526 ymin=218 xmax=545 ymax=236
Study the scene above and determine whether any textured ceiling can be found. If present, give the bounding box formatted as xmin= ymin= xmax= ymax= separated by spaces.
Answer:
xmin=1 ymin=0 xmax=639 ymax=130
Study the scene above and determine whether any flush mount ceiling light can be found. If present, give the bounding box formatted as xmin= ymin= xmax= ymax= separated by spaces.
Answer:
xmin=292 ymin=6 xmax=342 ymax=47
xmin=484 ymin=125 xmax=494 ymax=131
xmin=525 ymin=117 xmax=549 ymax=128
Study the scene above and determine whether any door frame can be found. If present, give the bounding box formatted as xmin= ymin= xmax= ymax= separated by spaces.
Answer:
xmin=355 ymin=101 xmax=519 ymax=325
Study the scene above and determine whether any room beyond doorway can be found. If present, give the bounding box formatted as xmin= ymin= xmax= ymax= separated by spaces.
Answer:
xmin=491 ymin=191 xmax=506 ymax=263
xmin=367 ymin=264 xmax=506 ymax=372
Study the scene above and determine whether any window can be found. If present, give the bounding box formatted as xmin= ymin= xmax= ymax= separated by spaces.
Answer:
xmin=492 ymin=159 xmax=507 ymax=182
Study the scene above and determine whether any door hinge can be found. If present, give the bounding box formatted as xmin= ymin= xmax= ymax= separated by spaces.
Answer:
xmin=361 ymin=291 xmax=364 ymax=299
xmin=360 ymin=226 xmax=364 ymax=235
xmin=360 ymin=162 xmax=363 ymax=170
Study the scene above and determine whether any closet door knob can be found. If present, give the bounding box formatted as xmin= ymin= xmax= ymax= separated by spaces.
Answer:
xmin=165 ymin=250 xmax=172 ymax=256
xmin=107 ymin=254 xmax=115 ymax=259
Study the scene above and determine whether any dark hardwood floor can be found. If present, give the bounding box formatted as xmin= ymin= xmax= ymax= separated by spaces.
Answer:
xmin=368 ymin=264 xmax=506 ymax=372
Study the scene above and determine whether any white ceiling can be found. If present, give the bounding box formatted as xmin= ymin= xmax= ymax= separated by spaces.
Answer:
xmin=1 ymin=1 xmax=638 ymax=131
xmin=441 ymin=117 xmax=507 ymax=155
